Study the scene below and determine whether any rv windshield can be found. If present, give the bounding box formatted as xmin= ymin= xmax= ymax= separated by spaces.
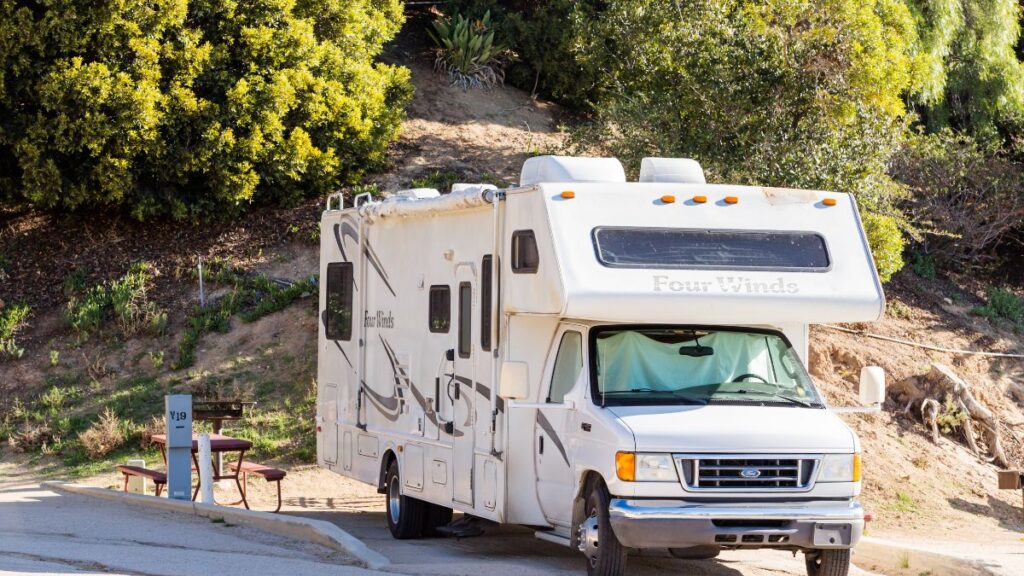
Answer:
xmin=591 ymin=327 xmax=823 ymax=408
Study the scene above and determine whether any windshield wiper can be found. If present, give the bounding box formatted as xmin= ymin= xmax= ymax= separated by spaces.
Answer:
xmin=602 ymin=389 xmax=708 ymax=405
xmin=713 ymin=389 xmax=818 ymax=408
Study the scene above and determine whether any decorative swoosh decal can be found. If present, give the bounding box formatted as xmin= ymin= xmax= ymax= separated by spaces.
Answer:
xmin=452 ymin=375 xmax=505 ymax=415
xmin=363 ymin=238 xmax=397 ymax=297
xmin=536 ymin=411 xmax=570 ymax=466
xmin=380 ymin=337 xmax=464 ymax=437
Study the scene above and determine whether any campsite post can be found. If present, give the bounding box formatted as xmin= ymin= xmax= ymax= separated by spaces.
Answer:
xmin=164 ymin=395 xmax=193 ymax=500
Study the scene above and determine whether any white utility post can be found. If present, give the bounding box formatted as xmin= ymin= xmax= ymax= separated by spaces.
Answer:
xmin=198 ymin=433 xmax=215 ymax=505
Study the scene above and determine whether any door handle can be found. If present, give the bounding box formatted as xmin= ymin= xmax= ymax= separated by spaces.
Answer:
xmin=539 ymin=436 xmax=544 ymax=454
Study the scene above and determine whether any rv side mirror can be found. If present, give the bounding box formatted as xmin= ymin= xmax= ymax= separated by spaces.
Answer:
xmin=859 ymin=366 xmax=886 ymax=407
xmin=499 ymin=362 xmax=529 ymax=400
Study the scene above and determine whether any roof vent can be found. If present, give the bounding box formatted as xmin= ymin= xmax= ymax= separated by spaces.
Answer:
xmin=451 ymin=183 xmax=498 ymax=193
xmin=520 ymin=156 xmax=626 ymax=187
xmin=639 ymin=158 xmax=706 ymax=184
xmin=387 ymin=188 xmax=441 ymax=202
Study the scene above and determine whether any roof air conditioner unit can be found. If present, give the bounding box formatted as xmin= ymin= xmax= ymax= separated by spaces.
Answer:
xmin=639 ymin=157 xmax=706 ymax=184
xmin=520 ymin=156 xmax=626 ymax=187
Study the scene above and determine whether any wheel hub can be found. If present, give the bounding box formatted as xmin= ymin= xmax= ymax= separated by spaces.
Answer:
xmin=577 ymin=512 xmax=600 ymax=565
xmin=388 ymin=475 xmax=401 ymax=521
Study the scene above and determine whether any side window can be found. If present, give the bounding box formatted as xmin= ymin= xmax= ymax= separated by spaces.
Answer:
xmin=428 ymin=285 xmax=450 ymax=333
xmin=325 ymin=262 xmax=353 ymax=341
xmin=481 ymin=255 xmax=500 ymax=350
xmin=458 ymin=282 xmax=471 ymax=358
xmin=512 ymin=230 xmax=539 ymax=273
xmin=548 ymin=331 xmax=583 ymax=403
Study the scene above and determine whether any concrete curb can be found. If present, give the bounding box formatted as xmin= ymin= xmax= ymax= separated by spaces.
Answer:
xmin=42 ymin=481 xmax=390 ymax=571
xmin=855 ymin=536 xmax=1000 ymax=576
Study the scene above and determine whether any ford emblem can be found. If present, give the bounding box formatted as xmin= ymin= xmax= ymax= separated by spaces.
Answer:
xmin=740 ymin=468 xmax=762 ymax=479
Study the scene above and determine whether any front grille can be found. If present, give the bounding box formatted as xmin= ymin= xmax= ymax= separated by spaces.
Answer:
xmin=677 ymin=455 xmax=818 ymax=491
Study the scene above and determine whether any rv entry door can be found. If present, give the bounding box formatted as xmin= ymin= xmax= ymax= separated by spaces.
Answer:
xmin=535 ymin=325 xmax=584 ymax=526
xmin=452 ymin=266 xmax=477 ymax=506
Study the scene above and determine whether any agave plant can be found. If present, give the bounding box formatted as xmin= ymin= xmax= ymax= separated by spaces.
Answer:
xmin=427 ymin=11 xmax=511 ymax=91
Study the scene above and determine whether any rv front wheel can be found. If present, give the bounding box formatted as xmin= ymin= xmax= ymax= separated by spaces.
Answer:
xmin=805 ymin=549 xmax=851 ymax=576
xmin=579 ymin=479 xmax=627 ymax=576
xmin=385 ymin=461 xmax=425 ymax=539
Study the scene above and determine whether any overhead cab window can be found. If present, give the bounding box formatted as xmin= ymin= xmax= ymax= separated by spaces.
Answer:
xmin=512 ymin=230 xmax=539 ymax=273
xmin=592 ymin=227 xmax=831 ymax=272
xmin=325 ymin=262 xmax=353 ymax=341
xmin=428 ymin=285 xmax=451 ymax=333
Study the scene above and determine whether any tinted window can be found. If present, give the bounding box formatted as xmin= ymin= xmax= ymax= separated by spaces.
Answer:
xmin=325 ymin=262 xmax=353 ymax=341
xmin=481 ymin=255 xmax=500 ymax=350
xmin=458 ymin=282 xmax=471 ymax=358
xmin=429 ymin=286 xmax=450 ymax=333
xmin=512 ymin=230 xmax=539 ymax=273
xmin=592 ymin=227 xmax=830 ymax=271
xmin=548 ymin=331 xmax=583 ymax=403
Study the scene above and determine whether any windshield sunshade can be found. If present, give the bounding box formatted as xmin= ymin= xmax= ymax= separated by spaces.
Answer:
xmin=591 ymin=327 xmax=823 ymax=407
xmin=592 ymin=227 xmax=830 ymax=271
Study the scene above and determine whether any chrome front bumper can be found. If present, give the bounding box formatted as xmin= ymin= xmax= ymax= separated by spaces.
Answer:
xmin=608 ymin=499 xmax=864 ymax=550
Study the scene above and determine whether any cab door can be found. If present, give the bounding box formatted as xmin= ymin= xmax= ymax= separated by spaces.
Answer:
xmin=534 ymin=325 xmax=585 ymax=526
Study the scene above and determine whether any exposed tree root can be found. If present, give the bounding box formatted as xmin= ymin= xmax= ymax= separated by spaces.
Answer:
xmin=894 ymin=363 xmax=1010 ymax=468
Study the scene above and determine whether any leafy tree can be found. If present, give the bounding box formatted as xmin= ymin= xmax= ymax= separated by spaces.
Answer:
xmin=0 ymin=0 xmax=412 ymax=219
xmin=908 ymin=0 xmax=1024 ymax=141
xmin=569 ymin=0 xmax=922 ymax=281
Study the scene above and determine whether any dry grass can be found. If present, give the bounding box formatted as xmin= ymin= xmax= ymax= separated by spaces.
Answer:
xmin=78 ymin=408 xmax=126 ymax=457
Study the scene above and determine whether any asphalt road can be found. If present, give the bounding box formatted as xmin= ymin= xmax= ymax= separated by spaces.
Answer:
xmin=292 ymin=508 xmax=881 ymax=576
xmin=0 ymin=484 xmax=370 ymax=576
xmin=0 ymin=481 xmax=882 ymax=576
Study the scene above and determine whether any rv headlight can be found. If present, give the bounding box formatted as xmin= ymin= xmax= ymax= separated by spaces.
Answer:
xmin=818 ymin=453 xmax=861 ymax=483
xmin=635 ymin=453 xmax=678 ymax=482
xmin=615 ymin=452 xmax=679 ymax=482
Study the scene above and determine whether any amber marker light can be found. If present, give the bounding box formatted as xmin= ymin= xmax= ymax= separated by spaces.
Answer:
xmin=561 ymin=190 xmax=575 ymax=199
xmin=823 ymin=197 xmax=837 ymax=206
xmin=615 ymin=451 xmax=636 ymax=481
xmin=724 ymin=196 xmax=739 ymax=204
xmin=693 ymin=195 xmax=707 ymax=204
xmin=660 ymin=195 xmax=676 ymax=204
xmin=852 ymin=453 xmax=862 ymax=482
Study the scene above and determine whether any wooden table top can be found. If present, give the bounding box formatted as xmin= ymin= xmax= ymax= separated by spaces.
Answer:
xmin=149 ymin=433 xmax=252 ymax=452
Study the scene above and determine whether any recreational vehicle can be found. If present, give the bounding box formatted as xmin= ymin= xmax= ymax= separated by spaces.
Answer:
xmin=316 ymin=156 xmax=887 ymax=576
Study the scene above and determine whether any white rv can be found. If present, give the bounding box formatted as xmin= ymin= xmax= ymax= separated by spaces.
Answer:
xmin=316 ymin=156 xmax=886 ymax=576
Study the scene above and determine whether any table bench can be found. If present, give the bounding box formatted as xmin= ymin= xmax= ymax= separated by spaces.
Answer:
xmin=116 ymin=465 xmax=167 ymax=497
xmin=228 ymin=461 xmax=287 ymax=513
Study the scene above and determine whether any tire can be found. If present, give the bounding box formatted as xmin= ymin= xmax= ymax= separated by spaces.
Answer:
xmin=385 ymin=460 xmax=425 ymax=539
xmin=669 ymin=546 xmax=720 ymax=560
xmin=421 ymin=503 xmax=454 ymax=537
xmin=805 ymin=549 xmax=851 ymax=576
xmin=579 ymin=479 xmax=627 ymax=576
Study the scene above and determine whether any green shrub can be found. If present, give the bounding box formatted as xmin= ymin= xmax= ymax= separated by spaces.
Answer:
xmin=974 ymin=287 xmax=1024 ymax=325
xmin=910 ymin=252 xmax=937 ymax=280
xmin=0 ymin=0 xmax=412 ymax=219
xmin=861 ymin=213 xmax=906 ymax=283
xmin=429 ymin=11 xmax=511 ymax=90
xmin=66 ymin=263 xmax=166 ymax=336
xmin=411 ymin=170 xmax=460 ymax=193
xmin=443 ymin=0 xmax=603 ymax=105
xmin=0 ymin=304 xmax=30 ymax=359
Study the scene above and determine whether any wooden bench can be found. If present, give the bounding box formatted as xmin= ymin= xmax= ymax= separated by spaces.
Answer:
xmin=116 ymin=465 xmax=167 ymax=497
xmin=228 ymin=461 xmax=286 ymax=512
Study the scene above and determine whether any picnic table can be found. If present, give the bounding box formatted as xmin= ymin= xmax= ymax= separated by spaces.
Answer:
xmin=151 ymin=433 xmax=252 ymax=509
